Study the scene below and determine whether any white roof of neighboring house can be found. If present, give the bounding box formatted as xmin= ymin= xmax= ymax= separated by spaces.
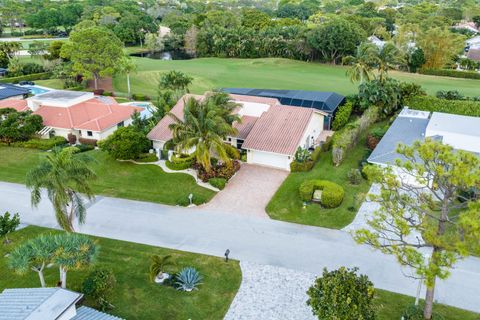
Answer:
xmin=467 ymin=36 xmax=480 ymax=46
xmin=0 ymin=288 xmax=81 ymax=320
xmin=427 ymin=112 xmax=480 ymax=138
xmin=368 ymin=108 xmax=480 ymax=166
xmin=368 ymin=35 xmax=386 ymax=48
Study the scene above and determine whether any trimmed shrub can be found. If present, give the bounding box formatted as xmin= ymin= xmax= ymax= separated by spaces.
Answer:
xmin=290 ymin=160 xmax=315 ymax=172
xmin=347 ymin=168 xmax=362 ymax=185
xmin=436 ymin=90 xmax=464 ymax=100
xmin=15 ymin=136 xmax=67 ymax=150
xmin=299 ymin=180 xmax=344 ymax=208
xmin=419 ymin=68 xmax=480 ymax=80
xmin=307 ymin=267 xmax=375 ymax=320
xmin=170 ymin=153 xmax=195 ymax=167
xmin=332 ymin=102 xmax=353 ymax=130
xmin=195 ymin=160 xmax=240 ymax=182
xmin=136 ymin=153 xmax=158 ymax=162
xmin=405 ymin=96 xmax=480 ymax=117
xmin=97 ymin=127 xmax=149 ymax=160
xmin=132 ymin=93 xmax=151 ymax=101
xmin=82 ymin=268 xmax=116 ymax=311
xmin=0 ymin=72 xmax=51 ymax=84
xmin=165 ymin=160 xmax=191 ymax=170
xmin=78 ymin=137 xmax=98 ymax=146
xmin=209 ymin=177 xmax=227 ymax=190
xmin=310 ymin=147 xmax=322 ymax=162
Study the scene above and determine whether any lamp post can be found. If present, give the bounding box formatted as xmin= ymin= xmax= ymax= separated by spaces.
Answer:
xmin=188 ymin=193 xmax=193 ymax=206
xmin=224 ymin=249 xmax=230 ymax=262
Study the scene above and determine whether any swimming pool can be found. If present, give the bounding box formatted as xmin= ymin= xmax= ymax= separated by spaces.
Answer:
xmin=124 ymin=101 xmax=155 ymax=118
xmin=18 ymin=85 xmax=51 ymax=95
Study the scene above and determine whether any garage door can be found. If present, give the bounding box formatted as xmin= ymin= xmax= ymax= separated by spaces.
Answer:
xmin=248 ymin=150 xmax=291 ymax=171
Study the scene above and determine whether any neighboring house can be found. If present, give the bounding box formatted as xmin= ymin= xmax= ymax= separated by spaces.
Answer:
xmin=368 ymin=108 xmax=480 ymax=168
xmin=147 ymin=93 xmax=327 ymax=171
xmin=453 ymin=22 xmax=479 ymax=34
xmin=0 ymin=83 xmax=30 ymax=100
xmin=0 ymin=287 xmax=123 ymax=320
xmin=467 ymin=48 xmax=480 ymax=62
xmin=368 ymin=35 xmax=386 ymax=48
xmin=0 ymin=90 xmax=143 ymax=141
xmin=467 ymin=35 xmax=480 ymax=49
xmin=222 ymin=88 xmax=345 ymax=130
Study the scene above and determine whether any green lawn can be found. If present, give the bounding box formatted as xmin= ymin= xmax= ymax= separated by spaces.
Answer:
xmin=35 ymin=78 xmax=64 ymax=89
xmin=0 ymin=226 xmax=241 ymax=320
xmin=375 ymin=289 xmax=480 ymax=320
xmin=112 ymin=57 xmax=480 ymax=97
xmin=2 ymin=226 xmax=478 ymax=320
xmin=0 ymin=146 xmax=215 ymax=206
xmin=266 ymin=122 xmax=379 ymax=229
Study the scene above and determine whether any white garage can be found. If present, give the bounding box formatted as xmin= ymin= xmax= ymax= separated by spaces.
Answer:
xmin=247 ymin=150 xmax=292 ymax=171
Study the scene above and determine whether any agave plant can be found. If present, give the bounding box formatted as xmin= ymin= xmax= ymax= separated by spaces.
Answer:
xmin=175 ymin=267 xmax=203 ymax=291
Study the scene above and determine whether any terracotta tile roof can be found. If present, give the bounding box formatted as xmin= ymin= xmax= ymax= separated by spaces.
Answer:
xmin=147 ymin=94 xmax=203 ymax=142
xmin=242 ymin=105 xmax=314 ymax=155
xmin=0 ymin=96 xmax=142 ymax=132
xmin=467 ymin=48 xmax=480 ymax=61
xmin=233 ymin=116 xmax=258 ymax=140
xmin=0 ymin=99 xmax=29 ymax=112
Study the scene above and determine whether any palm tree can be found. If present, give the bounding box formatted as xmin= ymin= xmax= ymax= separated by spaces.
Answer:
xmin=117 ymin=55 xmax=137 ymax=99
xmin=9 ymin=235 xmax=56 ymax=287
xmin=343 ymin=42 xmax=378 ymax=84
xmin=26 ymin=147 xmax=97 ymax=232
xmin=168 ymin=92 xmax=240 ymax=173
xmin=376 ymin=43 xmax=405 ymax=82
xmin=149 ymin=254 xmax=173 ymax=282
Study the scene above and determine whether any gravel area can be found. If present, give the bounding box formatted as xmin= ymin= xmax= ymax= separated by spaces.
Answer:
xmin=224 ymin=261 xmax=317 ymax=320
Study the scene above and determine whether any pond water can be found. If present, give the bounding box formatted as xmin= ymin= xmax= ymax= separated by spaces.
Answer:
xmin=130 ymin=50 xmax=191 ymax=60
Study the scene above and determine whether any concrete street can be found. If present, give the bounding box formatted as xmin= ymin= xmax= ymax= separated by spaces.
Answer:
xmin=1 ymin=181 xmax=479 ymax=313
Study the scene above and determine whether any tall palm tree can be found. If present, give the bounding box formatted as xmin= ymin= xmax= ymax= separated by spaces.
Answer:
xmin=376 ymin=43 xmax=405 ymax=82
xmin=26 ymin=147 xmax=97 ymax=232
xmin=117 ymin=55 xmax=137 ymax=99
xmin=343 ymin=42 xmax=378 ymax=84
xmin=168 ymin=92 xmax=240 ymax=173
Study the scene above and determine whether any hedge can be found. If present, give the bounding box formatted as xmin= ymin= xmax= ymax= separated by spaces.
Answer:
xmin=13 ymin=136 xmax=67 ymax=150
xmin=0 ymin=72 xmax=52 ymax=84
xmin=165 ymin=160 xmax=192 ymax=170
xmin=136 ymin=153 xmax=158 ymax=163
xmin=209 ymin=177 xmax=227 ymax=190
xmin=311 ymin=146 xmax=322 ymax=162
xmin=78 ymin=137 xmax=98 ymax=146
xmin=419 ymin=69 xmax=480 ymax=80
xmin=299 ymin=180 xmax=345 ymax=208
xmin=406 ymin=96 xmax=480 ymax=117
xmin=290 ymin=160 xmax=315 ymax=172
xmin=332 ymin=102 xmax=353 ymax=130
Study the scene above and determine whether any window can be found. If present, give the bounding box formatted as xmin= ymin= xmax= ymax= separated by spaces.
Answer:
xmin=87 ymin=131 xmax=93 ymax=137
xmin=236 ymin=139 xmax=244 ymax=149
xmin=117 ymin=121 xmax=124 ymax=128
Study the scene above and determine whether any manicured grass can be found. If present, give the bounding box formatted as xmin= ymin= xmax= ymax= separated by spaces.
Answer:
xmin=0 ymin=226 xmax=241 ymax=320
xmin=35 ymin=78 xmax=64 ymax=89
xmin=112 ymin=57 xmax=480 ymax=97
xmin=266 ymin=123 xmax=380 ymax=229
xmin=0 ymin=146 xmax=215 ymax=206
xmin=375 ymin=289 xmax=480 ymax=320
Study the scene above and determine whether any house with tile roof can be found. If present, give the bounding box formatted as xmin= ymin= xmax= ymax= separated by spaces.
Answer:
xmin=0 ymin=90 xmax=143 ymax=142
xmin=0 ymin=287 xmax=123 ymax=320
xmin=147 ymin=93 xmax=327 ymax=171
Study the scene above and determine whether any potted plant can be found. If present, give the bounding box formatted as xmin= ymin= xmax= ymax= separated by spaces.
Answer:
xmin=149 ymin=255 xmax=173 ymax=284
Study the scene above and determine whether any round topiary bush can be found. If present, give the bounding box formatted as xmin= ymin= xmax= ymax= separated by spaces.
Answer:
xmin=299 ymin=180 xmax=345 ymax=208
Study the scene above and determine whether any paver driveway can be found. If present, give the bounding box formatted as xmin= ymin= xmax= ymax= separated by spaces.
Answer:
xmin=199 ymin=164 xmax=289 ymax=217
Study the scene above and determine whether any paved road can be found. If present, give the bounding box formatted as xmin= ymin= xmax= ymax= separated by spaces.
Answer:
xmin=1 ymin=181 xmax=479 ymax=313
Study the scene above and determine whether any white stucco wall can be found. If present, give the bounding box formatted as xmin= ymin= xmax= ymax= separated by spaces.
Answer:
xmin=247 ymin=150 xmax=292 ymax=171
xmin=298 ymin=112 xmax=324 ymax=150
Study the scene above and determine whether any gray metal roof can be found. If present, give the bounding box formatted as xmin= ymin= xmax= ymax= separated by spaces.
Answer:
xmin=222 ymin=88 xmax=345 ymax=114
xmin=0 ymin=288 xmax=81 ymax=320
xmin=33 ymin=90 xmax=88 ymax=102
xmin=368 ymin=115 xmax=429 ymax=166
xmin=72 ymin=306 xmax=124 ymax=320
xmin=0 ymin=83 xmax=30 ymax=100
